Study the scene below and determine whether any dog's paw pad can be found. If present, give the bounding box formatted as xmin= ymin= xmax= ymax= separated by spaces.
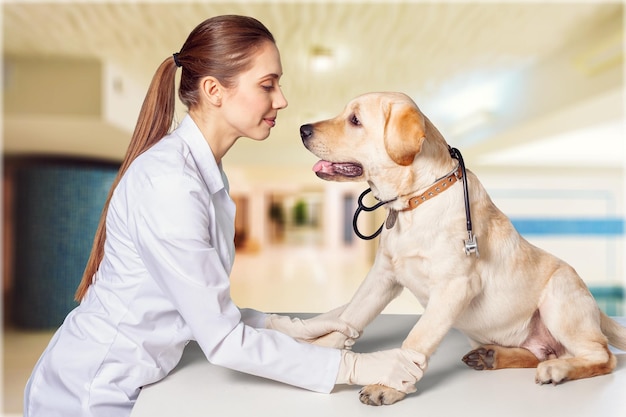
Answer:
xmin=462 ymin=347 xmax=495 ymax=370
xmin=359 ymin=385 xmax=406 ymax=406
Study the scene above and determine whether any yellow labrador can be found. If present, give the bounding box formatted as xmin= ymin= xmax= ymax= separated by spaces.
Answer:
xmin=300 ymin=92 xmax=626 ymax=406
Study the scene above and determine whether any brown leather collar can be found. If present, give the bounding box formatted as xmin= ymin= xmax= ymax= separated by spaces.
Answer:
xmin=401 ymin=164 xmax=463 ymax=212
xmin=356 ymin=147 xmax=477 ymax=257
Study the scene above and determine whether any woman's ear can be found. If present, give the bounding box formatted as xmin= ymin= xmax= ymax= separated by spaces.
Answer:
xmin=200 ymin=76 xmax=223 ymax=106
xmin=383 ymin=102 xmax=426 ymax=166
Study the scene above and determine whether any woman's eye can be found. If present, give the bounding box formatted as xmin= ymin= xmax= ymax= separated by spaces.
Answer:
xmin=262 ymin=84 xmax=274 ymax=91
xmin=350 ymin=114 xmax=361 ymax=126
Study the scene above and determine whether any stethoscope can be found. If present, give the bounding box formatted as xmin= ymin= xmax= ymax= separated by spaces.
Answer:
xmin=352 ymin=146 xmax=479 ymax=257
xmin=352 ymin=188 xmax=390 ymax=241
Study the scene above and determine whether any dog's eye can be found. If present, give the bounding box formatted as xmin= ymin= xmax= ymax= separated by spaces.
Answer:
xmin=350 ymin=114 xmax=361 ymax=126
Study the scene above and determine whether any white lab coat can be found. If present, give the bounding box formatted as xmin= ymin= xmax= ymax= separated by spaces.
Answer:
xmin=24 ymin=115 xmax=341 ymax=417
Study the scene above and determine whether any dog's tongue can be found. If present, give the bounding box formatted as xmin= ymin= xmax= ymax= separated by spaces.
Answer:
xmin=312 ymin=160 xmax=334 ymax=174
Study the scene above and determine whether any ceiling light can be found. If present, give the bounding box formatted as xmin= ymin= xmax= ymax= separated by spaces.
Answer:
xmin=309 ymin=46 xmax=335 ymax=72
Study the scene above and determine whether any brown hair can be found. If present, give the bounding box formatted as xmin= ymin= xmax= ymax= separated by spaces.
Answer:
xmin=75 ymin=15 xmax=275 ymax=300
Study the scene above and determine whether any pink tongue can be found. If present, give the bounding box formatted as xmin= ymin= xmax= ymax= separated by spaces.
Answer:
xmin=312 ymin=160 xmax=334 ymax=173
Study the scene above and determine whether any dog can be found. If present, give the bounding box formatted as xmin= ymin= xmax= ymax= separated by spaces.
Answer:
xmin=300 ymin=92 xmax=626 ymax=406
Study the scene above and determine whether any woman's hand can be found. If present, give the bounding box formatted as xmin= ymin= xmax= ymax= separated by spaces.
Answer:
xmin=335 ymin=348 xmax=427 ymax=393
xmin=266 ymin=314 xmax=359 ymax=347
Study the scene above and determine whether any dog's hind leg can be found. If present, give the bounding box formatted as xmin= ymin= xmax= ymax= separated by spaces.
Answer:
xmin=534 ymin=345 xmax=616 ymax=385
xmin=463 ymin=310 xmax=548 ymax=371
xmin=534 ymin=265 xmax=617 ymax=385
xmin=462 ymin=345 xmax=540 ymax=370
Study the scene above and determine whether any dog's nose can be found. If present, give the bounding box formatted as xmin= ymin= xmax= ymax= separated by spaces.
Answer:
xmin=300 ymin=124 xmax=313 ymax=141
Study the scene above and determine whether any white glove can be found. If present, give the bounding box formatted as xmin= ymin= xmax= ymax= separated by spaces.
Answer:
xmin=266 ymin=314 xmax=359 ymax=343
xmin=336 ymin=349 xmax=427 ymax=394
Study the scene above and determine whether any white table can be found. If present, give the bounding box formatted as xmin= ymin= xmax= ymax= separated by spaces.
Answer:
xmin=132 ymin=315 xmax=626 ymax=417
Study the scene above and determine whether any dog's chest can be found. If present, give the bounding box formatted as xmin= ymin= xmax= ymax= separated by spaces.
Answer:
xmin=381 ymin=213 xmax=470 ymax=302
xmin=382 ymin=212 xmax=462 ymax=259
xmin=381 ymin=233 xmax=436 ymax=301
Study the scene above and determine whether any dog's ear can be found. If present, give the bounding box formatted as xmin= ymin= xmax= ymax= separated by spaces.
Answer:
xmin=383 ymin=102 xmax=426 ymax=166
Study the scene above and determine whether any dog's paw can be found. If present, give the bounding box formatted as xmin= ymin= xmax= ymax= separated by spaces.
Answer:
xmin=359 ymin=384 xmax=407 ymax=406
xmin=311 ymin=331 xmax=353 ymax=349
xmin=535 ymin=360 xmax=571 ymax=385
xmin=462 ymin=347 xmax=496 ymax=370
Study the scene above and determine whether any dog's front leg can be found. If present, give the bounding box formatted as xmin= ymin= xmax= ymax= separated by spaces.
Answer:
xmin=313 ymin=255 xmax=402 ymax=348
xmin=340 ymin=255 xmax=403 ymax=330
xmin=402 ymin=272 xmax=481 ymax=354
xmin=360 ymin=272 xmax=481 ymax=406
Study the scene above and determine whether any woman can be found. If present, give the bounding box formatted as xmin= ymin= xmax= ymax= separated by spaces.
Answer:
xmin=24 ymin=15 xmax=425 ymax=417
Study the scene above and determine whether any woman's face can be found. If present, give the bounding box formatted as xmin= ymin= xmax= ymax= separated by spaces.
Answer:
xmin=221 ymin=41 xmax=288 ymax=141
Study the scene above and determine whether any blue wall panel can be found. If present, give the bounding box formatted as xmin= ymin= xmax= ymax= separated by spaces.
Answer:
xmin=511 ymin=218 xmax=624 ymax=236
xmin=13 ymin=159 xmax=118 ymax=328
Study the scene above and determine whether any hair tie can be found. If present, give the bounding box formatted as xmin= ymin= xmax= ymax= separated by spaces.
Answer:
xmin=173 ymin=52 xmax=182 ymax=68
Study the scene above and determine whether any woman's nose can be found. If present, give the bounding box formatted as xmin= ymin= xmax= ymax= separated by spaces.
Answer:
xmin=275 ymin=89 xmax=288 ymax=109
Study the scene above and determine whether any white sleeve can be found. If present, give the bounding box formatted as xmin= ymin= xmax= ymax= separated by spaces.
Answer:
xmin=129 ymin=175 xmax=340 ymax=393
xmin=239 ymin=308 xmax=268 ymax=328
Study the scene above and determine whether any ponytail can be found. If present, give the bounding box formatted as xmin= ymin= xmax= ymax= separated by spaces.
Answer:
xmin=74 ymin=56 xmax=178 ymax=301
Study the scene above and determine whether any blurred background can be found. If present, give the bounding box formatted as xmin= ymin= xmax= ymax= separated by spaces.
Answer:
xmin=2 ymin=1 xmax=625 ymax=415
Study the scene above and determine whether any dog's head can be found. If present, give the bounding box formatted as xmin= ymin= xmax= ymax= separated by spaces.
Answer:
xmin=301 ymin=92 xmax=448 ymax=200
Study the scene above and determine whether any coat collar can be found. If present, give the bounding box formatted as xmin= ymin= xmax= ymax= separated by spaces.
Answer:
xmin=174 ymin=114 xmax=229 ymax=195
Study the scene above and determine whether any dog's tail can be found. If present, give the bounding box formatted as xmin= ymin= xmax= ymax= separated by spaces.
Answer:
xmin=601 ymin=312 xmax=626 ymax=351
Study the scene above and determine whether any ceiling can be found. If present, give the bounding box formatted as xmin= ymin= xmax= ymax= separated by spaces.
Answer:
xmin=2 ymin=1 xmax=624 ymax=175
